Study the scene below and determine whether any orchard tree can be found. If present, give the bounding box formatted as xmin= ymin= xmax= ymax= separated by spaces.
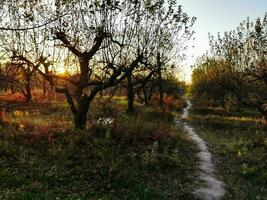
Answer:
xmin=195 ymin=14 xmax=267 ymax=118
xmin=1 ymin=0 xmax=141 ymax=128
xmin=0 ymin=0 xmax=58 ymax=101
xmin=118 ymin=0 xmax=195 ymax=112
xmin=49 ymin=0 xmax=195 ymax=127
xmin=192 ymin=56 xmax=241 ymax=110
xmin=0 ymin=0 xmax=195 ymax=129
xmin=47 ymin=0 xmax=145 ymax=129
xmin=151 ymin=1 xmax=195 ymax=107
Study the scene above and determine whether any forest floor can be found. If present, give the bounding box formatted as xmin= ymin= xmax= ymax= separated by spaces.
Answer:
xmin=0 ymin=95 xmax=198 ymax=200
xmin=1 ymin=94 xmax=266 ymax=200
xmin=188 ymin=99 xmax=267 ymax=200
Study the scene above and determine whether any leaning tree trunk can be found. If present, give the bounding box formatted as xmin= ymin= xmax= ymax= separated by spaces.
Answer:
xmin=126 ymin=72 xmax=134 ymax=114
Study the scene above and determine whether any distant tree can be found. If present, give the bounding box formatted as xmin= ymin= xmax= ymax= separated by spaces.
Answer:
xmin=118 ymin=0 xmax=195 ymax=112
xmin=0 ymin=63 xmax=8 ymax=93
xmin=137 ymin=76 xmax=158 ymax=106
xmin=122 ymin=69 xmax=153 ymax=113
xmin=193 ymin=14 xmax=267 ymax=118
xmin=151 ymin=2 xmax=195 ymax=107
xmin=0 ymin=1 xmax=55 ymax=101
xmin=162 ymin=74 xmax=185 ymax=98
xmin=191 ymin=56 xmax=241 ymax=110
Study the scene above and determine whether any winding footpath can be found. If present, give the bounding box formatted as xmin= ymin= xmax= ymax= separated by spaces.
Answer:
xmin=181 ymin=99 xmax=226 ymax=200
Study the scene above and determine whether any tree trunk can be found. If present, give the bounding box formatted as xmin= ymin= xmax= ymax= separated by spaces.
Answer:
xmin=10 ymin=83 xmax=15 ymax=94
xmin=25 ymin=77 xmax=32 ymax=102
xmin=74 ymin=110 xmax=87 ymax=129
xmin=159 ymin=76 xmax=163 ymax=107
xmin=43 ymin=78 xmax=46 ymax=96
xmin=74 ymin=96 xmax=90 ymax=129
xmin=127 ymin=72 xmax=134 ymax=114
xmin=143 ymin=89 xmax=148 ymax=106
xmin=157 ymin=52 xmax=164 ymax=107
xmin=4 ymin=81 xmax=7 ymax=92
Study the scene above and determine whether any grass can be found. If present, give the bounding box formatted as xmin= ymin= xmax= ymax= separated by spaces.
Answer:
xmin=0 ymin=96 xmax=198 ymax=199
xmin=188 ymin=99 xmax=267 ymax=200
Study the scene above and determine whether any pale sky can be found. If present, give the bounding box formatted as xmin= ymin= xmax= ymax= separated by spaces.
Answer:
xmin=179 ymin=0 xmax=267 ymax=82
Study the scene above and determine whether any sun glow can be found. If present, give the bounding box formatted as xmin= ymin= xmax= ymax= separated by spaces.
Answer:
xmin=56 ymin=64 xmax=66 ymax=75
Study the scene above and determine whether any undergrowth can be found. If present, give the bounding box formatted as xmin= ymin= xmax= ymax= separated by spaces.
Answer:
xmin=189 ymin=99 xmax=267 ymax=200
xmin=0 ymin=99 xmax=197 ymax=200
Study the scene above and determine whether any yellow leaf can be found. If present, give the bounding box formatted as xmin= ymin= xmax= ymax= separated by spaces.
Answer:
xmin=237 ymin=150 xmax=242 ymax=157
xmin=19 ymin=124 xmax=25 ymax=130
xmin=13 ymin=111 xmax=24 ymax=117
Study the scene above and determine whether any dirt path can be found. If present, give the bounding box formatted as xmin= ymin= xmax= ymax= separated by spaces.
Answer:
xmin=181 ymin=99 xmax=226 ymax=200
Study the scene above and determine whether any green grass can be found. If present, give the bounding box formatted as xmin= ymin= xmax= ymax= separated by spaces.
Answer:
xmin=189 ymin=99 xmax=267 ymax=200
xmin=0 ymin=99 xmax=198 ymax=200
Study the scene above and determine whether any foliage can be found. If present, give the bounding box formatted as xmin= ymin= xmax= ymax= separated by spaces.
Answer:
xmin=191 ymin=57 xmax=240 ymax=111
xmin=192 ymin=14 xmax=267 ymax=117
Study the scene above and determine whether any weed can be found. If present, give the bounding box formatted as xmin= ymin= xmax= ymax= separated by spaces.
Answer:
xmin=0 ymin=101 xmax=198 ymax=199
xmin=189 ymin=100 xmax=267 ymax=200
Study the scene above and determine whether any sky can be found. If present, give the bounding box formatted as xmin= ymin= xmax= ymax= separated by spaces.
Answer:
xmin=178 ymin=0 xmax=267 ymax=82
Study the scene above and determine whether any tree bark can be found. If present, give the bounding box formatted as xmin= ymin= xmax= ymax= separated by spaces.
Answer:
xmin=10 ymin=83 xmax=16 ymax=94
xmin=143 ymin=89 xmax=149 ymax=106
xmin=74 ymin=110 xmax=87 ymax=129
xmin=157 ymin=52 xmax=164 ymax=107
xmin=126 ymin=72 xmax=134 ymax=114
xmin=25 ymin=76 xmax=32 ymax=102
xmin=159 ymin=80 xmax=163 ymax=107
xmin=55 ymin=87 xmax=89 ymax=129
xmin=74 ymin=95 xmax=91 ymax=129
xmin=4 ymin=81 xmax=7 ymax=92
xmin=43 ymin=78 xmax=46 ymax=96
